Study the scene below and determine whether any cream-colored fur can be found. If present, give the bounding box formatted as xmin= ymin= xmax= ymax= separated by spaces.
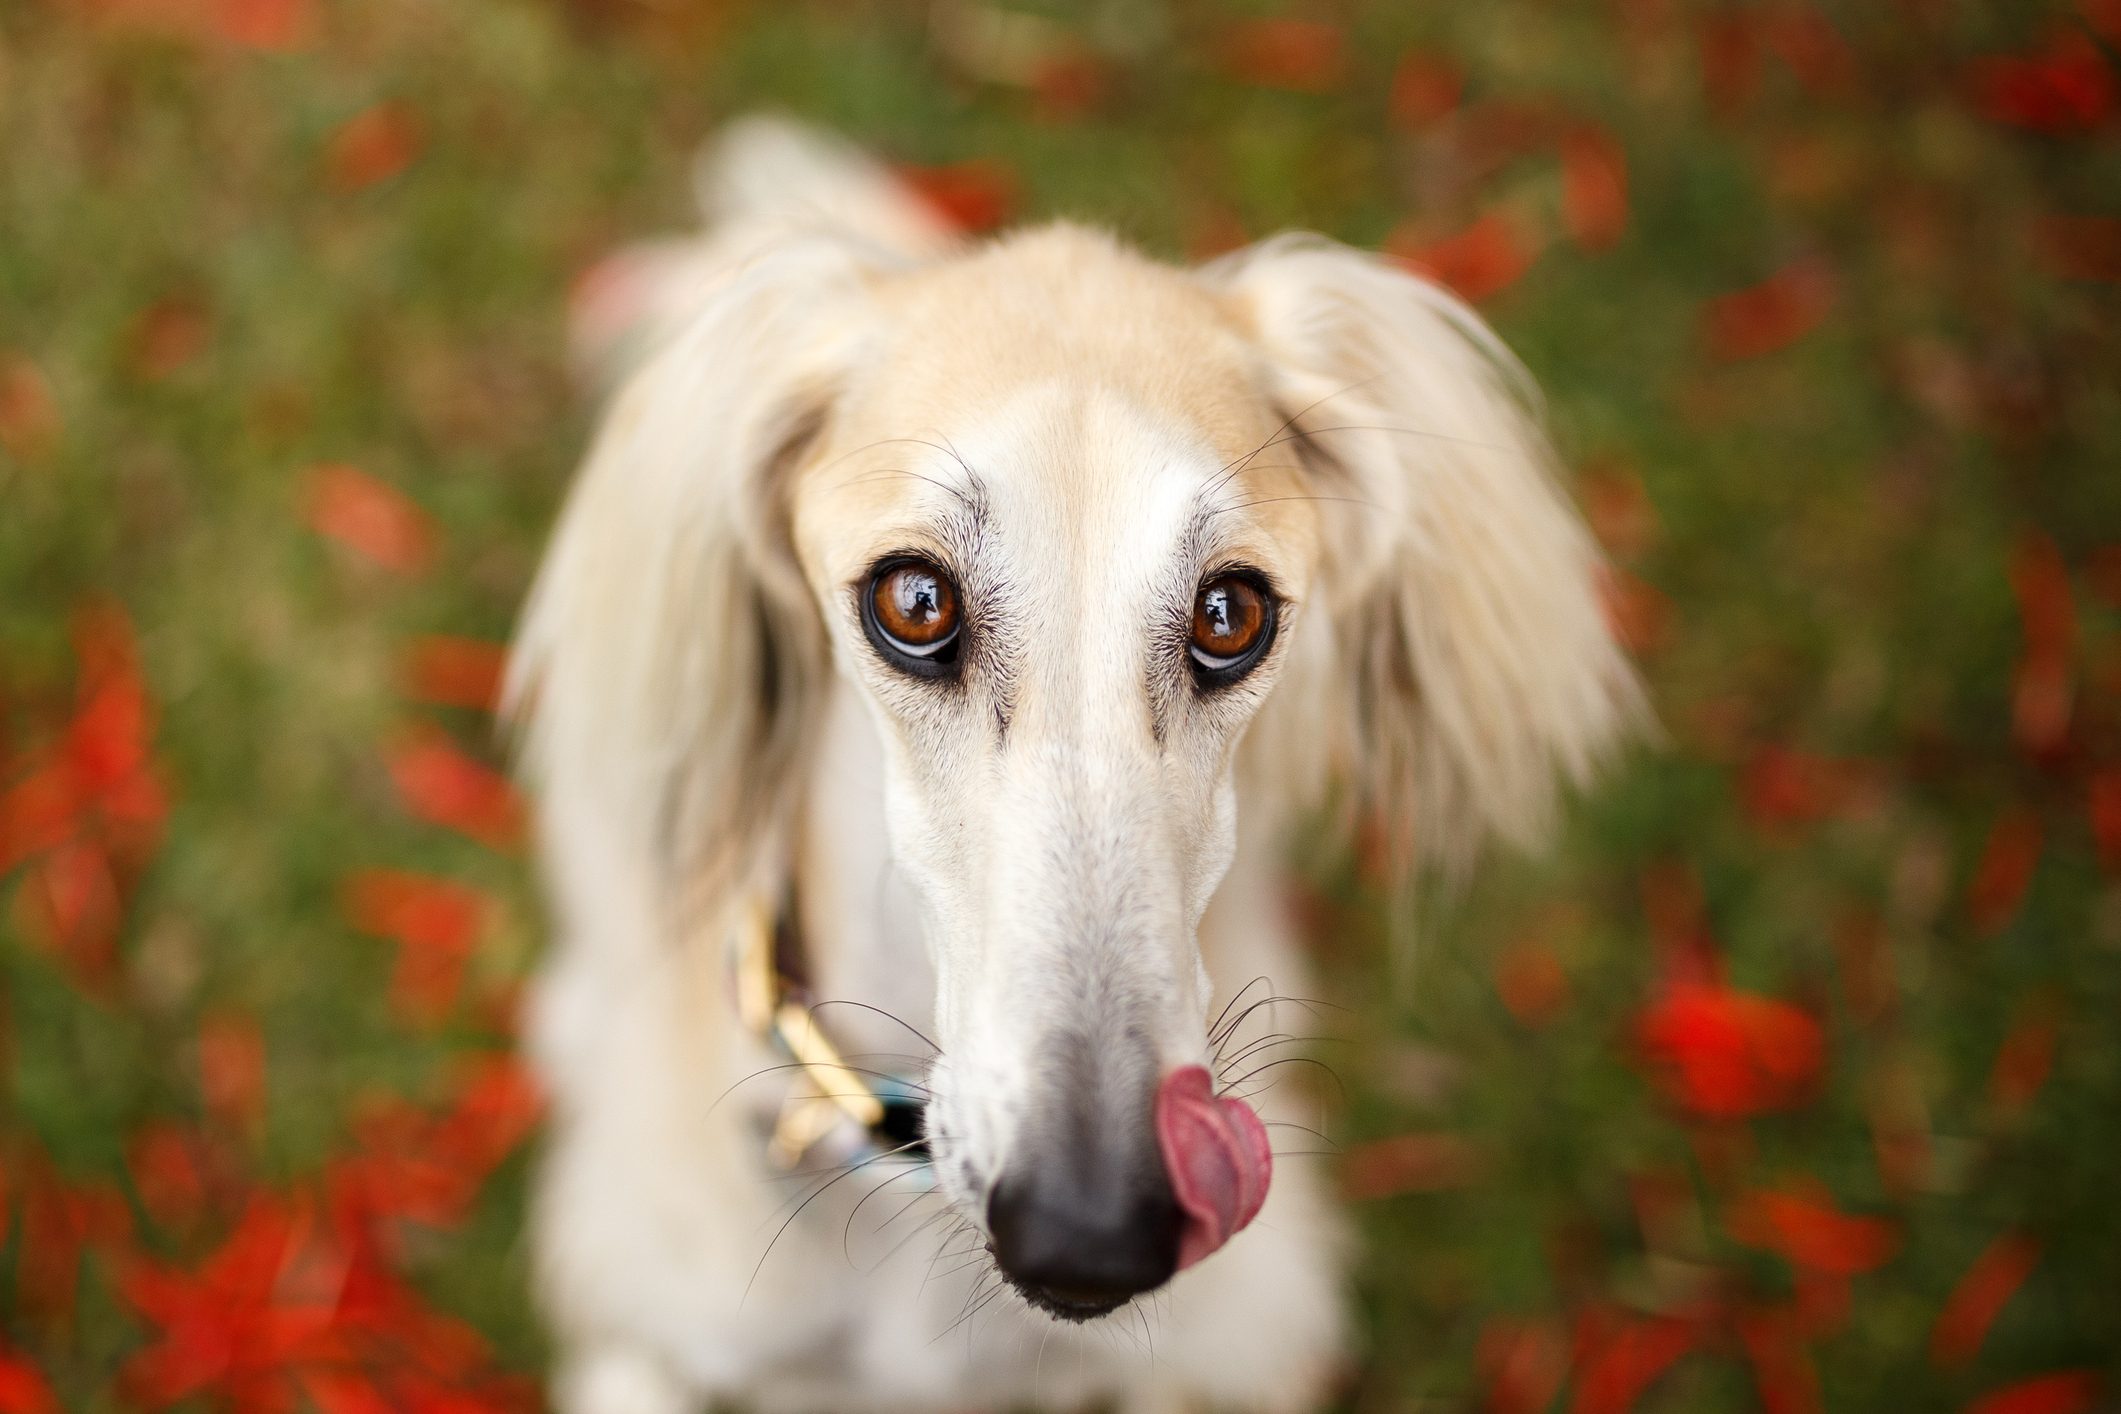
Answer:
xmin=506 ymin=117 xmax=1640 ymax=1414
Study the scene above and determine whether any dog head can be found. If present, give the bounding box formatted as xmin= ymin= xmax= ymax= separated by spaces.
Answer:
xmin=511 ymin=216 xmax=1639 ymax=1319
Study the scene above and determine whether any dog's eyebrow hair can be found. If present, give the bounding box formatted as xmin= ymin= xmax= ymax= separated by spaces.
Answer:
xmin=819 ymin=435 xmax=989 ymax=511
xmin=1199 ymin=378 xmax=1377 ymax=506
xmin=834 ymin=466 xmax=989 ymax=521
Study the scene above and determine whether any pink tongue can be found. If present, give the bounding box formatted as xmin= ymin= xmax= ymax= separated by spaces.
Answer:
xmin=1155 ymin=1065 xmax=1272 ymax=1271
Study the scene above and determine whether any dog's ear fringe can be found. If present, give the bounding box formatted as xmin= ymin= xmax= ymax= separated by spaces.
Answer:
xmin=568 ymin=116 xmax=956 ymax=391
xmin=504 ymin=236 xmax=873 ymax=931
xmin=1207 ymin=233 xmax=1650 ymax=882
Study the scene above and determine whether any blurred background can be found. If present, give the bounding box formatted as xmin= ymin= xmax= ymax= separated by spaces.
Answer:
xmin=3 ymin=0 xmax=2119 ymax=1409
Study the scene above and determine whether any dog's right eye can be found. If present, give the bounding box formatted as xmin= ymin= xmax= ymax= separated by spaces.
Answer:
xmin=1188 ymin=572 xmax=1276 ymax=686
xmin=862 ymin=558 xmax=962 ymax=677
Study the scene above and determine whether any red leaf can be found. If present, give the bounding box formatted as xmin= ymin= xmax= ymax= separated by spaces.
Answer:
xmin=1581 ymin=460 xmax=1659 ymax=560
xmin=304 ymin=464 xmax=437 ymax=576
xmin=1726 ymin=1184 xmax=1899 ymax=1275
xmin=1569 ymin=1312 xmax=1694 ymax=1414
xmin=895 ymin=161 xmax=1016 ymax=234
xmin=0 ymin=352 xmax=60 ymax=463
xmin=96 ymin=763 xmax=170 ymax=857
xmin=1457 ymin=100 xmax=1560 ymax=171
xmin=1967 ymin=807 xmax=2042 ymax=935
xmin=1703 ymin=259 xmax=1835 ymax=360
xmin=333 ymin=1103 xmax=482 ymax=1230
xmin=2034 ymin=214 xmax=2121 ymax=282
xmin=1763 ymin=6 xmax=1856 ymax=94
xmin=1791 ymin=1269 xmax=1852 ymax=1338
xmin=342 ymin=870 xmax=486 ymax=953
xmin=303 ymin=1370 xmax=399 ymax=1414
xmin=1561 ymin=125 xmax=1630 ymax=252
xmin=332 ymin=1057 xmax=541 ymax=1230
xmin=434 ymin=1054 xmax=543 ymax=1177
xmin=326 ymin=103 xmax=424 ymax=192
xmin=1967 ymin=32 xmax=2115 ymax=136
xmin=1495 ymin=940 xmax=1571 ymax=1026
xmin=1739 ymin=745 xmax=1868 ymax=832
xmin=1698 ymin=13 xmax=1763 ymax=114
xmin=121 ymin=1180 xmax=528 ymax=1409
xmin=1967 ymin=1372 xmax=2102 ymax=1414
xmin=214 ymin=0 xmax=312 ymax=50
xmin=67 ymin=602 xmax=155 ymax=788
xmin=1931 ymin=1231 xmax=2040 ymax=1367
xmin=1641 ymin=861 xmax=1718 ymax=986
xmin=386 ymin=730 xmax=524 ymax=848
xmin=1737 ymin=1309 xmax=1821 ymax=1414
xmin=1029 ymin=48 xmax=1110 ymax=122
xmin=118 ymin=1196 xmax=333 ymax=1406
xmin=1635 ymin=982 xmax=1823 ymax=1118
xmin=342 ymin=870 xmax=489 ymax=1022
xmin=400 ymin=635 xmax=509 ymax=712
xmin=126 ymin=295 xmax=211 ymax=381
xmin=1391 ymin=212 xmax=1539 ymax=304
xmin=0 ymin=1351 xmax=58 ymax=1414
xmin=127 ymin=1123 xmax=212 ymax=1232
xmin=2008 ymin=531 xmax=2075 ymax=755
xmin=199 ymin=1013 xmax=267 ymax=1134
xmin=1389 ymin=52 xmax=1464 ymax=129
xmin=13 ymin=839 xmax=123 ymax=986
xmin=1339 ymin=1133 xmax=1484 ymax=1200
xmin=1477 ymin=1316 xmax=1569 ymax=1414
xmin=1988 ymin=995 xmax=2061 ymax=1117
xmin=1597 ymin=564 xmax=1673 ymax=658
xmin=17 ymin=1166 xmax=134 ymax=1323
xmin=1218 ymin=19 xmax=1347 ymax=93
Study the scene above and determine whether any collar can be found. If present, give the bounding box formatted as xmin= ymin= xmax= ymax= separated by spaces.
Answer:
xmin=732 ymin=895 xmax=928 ymax=1171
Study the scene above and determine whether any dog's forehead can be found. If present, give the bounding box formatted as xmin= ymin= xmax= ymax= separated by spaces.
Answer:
xmin=794 ymin=226 xmax=1318 ymax=586
xmin=955 ymin=382 xmax=1220 ymax=581
xmin=846 ymin=226 xmax=1275 ymax=471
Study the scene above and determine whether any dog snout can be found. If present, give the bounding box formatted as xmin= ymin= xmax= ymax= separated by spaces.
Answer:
xmin=987 ymin=1147 xmax=1181 ymax=1321
xmin=985 ymin=1032 xmax=1182 ymax=1320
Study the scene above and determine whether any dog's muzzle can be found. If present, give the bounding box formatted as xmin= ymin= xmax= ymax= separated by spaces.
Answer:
xmin=988 ymin=1064 xmax=1272 ymax=1320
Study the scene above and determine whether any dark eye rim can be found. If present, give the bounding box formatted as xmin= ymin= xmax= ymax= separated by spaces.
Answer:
xmin=1188 ymin=568 xmax=1280 ymax=688
xmin=860 ymin=555 xmax=963 ymax=679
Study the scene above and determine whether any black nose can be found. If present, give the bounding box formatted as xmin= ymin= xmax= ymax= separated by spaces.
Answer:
xmin=988 ymin=1163 xmax=1181 ymax=1321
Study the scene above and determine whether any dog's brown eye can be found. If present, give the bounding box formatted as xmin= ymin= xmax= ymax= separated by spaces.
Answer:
xmin=1190 ymin=574 xmax=1275 ymax=681
xmin=865 ymin=559 xmax=961 ymax=668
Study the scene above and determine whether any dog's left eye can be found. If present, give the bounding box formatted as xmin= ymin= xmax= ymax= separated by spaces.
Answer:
xmin=1189 ymin=573 xmax=1276 ymax=685
xmin=862 ymin=557 xmax=962 ymax=677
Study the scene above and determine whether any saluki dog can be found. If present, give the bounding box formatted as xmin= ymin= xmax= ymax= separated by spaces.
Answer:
xmin=506 ymin=117 xmax=1641 ymax=1414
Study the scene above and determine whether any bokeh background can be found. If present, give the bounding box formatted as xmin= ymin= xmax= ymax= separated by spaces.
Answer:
xmin=4 ymin=0 xmax=2120 ymax=1409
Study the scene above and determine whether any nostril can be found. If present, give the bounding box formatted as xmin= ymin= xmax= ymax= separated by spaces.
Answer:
xmin=987 ymin=1172 xmax=1182 ymax=1321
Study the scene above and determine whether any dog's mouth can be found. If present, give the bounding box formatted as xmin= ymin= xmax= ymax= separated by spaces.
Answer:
xmin=1003 ymin=1273 xmax=1136 ymax=1324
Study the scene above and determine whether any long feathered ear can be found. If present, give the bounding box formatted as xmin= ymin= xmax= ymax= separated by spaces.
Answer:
xmin=505 ymin=234 xmax=879 ymax=949
xmin=1206 ymin=234 xmax=1646 ymax=877
xmin=567 ymin=115 xmax=955 ymax=388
